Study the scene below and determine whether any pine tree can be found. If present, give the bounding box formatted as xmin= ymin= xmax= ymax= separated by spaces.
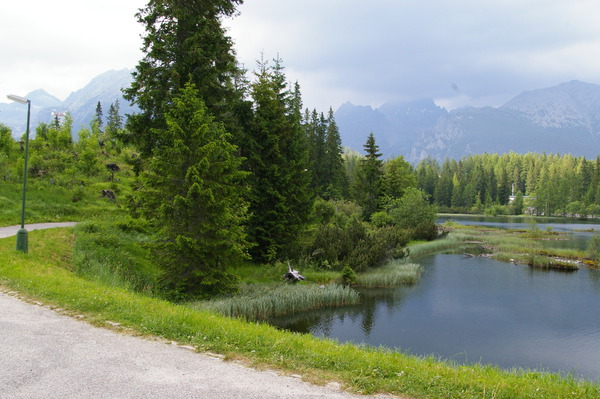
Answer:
xmin=106 ymin=100 xmax=123 ymax=137
xmin=323 ymin=108 xmax=347 ymax=199
xmin=138 ymin=82 xmax=250 ymax=299
xmin=123 ymin=0 xmax=244 ymax=156
xmin=305 ymin=109 xmax=327 ymax=195
xmin=245 ymin=58 xmax=312 ymax=262
xmin=95 ymin=101 xmax=103 ymax=129
xmin=355 ymin=133 xmax=384 ymax=219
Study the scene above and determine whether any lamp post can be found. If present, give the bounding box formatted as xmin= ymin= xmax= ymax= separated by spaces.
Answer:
xmin=7 ymin=94 xmax=31 ymax=253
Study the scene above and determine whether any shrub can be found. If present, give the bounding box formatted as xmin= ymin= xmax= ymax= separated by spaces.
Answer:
xmin=340 ymin=265 xmax=357 ymax=286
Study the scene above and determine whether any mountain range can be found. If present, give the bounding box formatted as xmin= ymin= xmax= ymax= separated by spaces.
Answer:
xmin=2 ymin=70 xmax=599 ymax=163
xmin=0 ymin=69 xmax=137 ymax=138
xmin=335 ymin=80 xmax=600 ymax=162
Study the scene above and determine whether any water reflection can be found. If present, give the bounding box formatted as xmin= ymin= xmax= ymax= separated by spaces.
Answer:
xmin=270 ymin=286 xmax=411 ymax=337
xmin=269 ymin=229 xmax=600 ymax=380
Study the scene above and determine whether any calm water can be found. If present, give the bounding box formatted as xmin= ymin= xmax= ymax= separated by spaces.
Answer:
xmin=270 ymin=218 xmax=600 ymax=380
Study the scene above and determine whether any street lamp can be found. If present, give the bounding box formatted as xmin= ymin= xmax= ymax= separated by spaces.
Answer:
xmin=7 ymin=94 xmax=31 ymax=253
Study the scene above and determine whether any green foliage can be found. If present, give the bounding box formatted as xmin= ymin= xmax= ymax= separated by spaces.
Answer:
xmin=370 ymin=211 xmax=392 ymax=227
xmin=0 ymin=123 xmax=16 ymax=158
xmin=244 ymin=57 xmax=312 ymax=262
xmin=340 ymin=265 xmax=357 ymax=286
xmin=382 ymin=155 xmax=416 ymax=199
xmin=511 ymin=190 xmax=524 ymax=214
xmin=386 ymin=187 xmax=438 ymax=240
xmin=124 ymin=0 xmax=245 ymax=156
xmin=588 ymin=234 xmax=600 ymax=261
xmin=304 ymin=108 xmax=347 ymax=199
xmin=135 ymin=82 xmax=250 ymax=300
xmin=354 ymin=133 xmax=384 ymax=219
xmin=417 ymin=152 xmax=600 ymax=216
xmin=75 ymin=126 xmax=103 ymax=176
xmin=308 ymin=211 xmax=410 ymax=272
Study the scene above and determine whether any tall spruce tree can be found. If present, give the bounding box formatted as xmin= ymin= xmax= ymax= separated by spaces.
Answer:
xmin=138 ymin=82 xmax=250 ymax=299
xmin=323 ymin=108 xmax=347 ymax=199
xmin=355 ymin=133 xmax=384 ymax=219
xmin=306 ymin=109 xmax=327 ymax=195
xmin=123 ymin=0 xmax=244 ymax=156
xmin=95 ymin=101 xmax=103 ymax=129
xmin=245 ymin=58 xmax=312 ymax=263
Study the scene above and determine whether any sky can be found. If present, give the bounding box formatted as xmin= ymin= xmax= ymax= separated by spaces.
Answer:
xmin=3 ymin=0 xmax=600 ymax=112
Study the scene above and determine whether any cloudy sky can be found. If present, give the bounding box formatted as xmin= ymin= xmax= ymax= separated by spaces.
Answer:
xmin=2 ymin=0 xmax=600 ymax=112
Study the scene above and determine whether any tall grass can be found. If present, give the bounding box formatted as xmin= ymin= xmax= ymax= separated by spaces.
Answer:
xmin=355 ymin=260 xmax=421 ymax=287
xmin=190 ymin=283 xmax=360 ymax=320
xmin=71 ymin=220 xmax=160 ymax=293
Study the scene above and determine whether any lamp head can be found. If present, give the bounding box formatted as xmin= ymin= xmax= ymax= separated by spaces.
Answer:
xmin=7 ymin=94 xmax=29 ymax=104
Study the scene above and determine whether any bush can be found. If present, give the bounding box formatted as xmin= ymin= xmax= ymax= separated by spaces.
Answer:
xmin=340 ymin=265 xmax=357 ymax=286
xmin=588 ymin=234 xmax=600 ymax=261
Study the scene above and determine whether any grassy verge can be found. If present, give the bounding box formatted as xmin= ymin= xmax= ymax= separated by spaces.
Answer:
xmin=1 ymin=228 xmax=599 ymax=399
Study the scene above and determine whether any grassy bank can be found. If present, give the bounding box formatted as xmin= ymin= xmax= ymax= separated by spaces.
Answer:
xmin=1 ymin=228 xmax=599 ymax=399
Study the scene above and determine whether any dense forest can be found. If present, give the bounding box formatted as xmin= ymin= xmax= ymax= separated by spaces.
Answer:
xmin=2 ymin=0 xmax=598 ymax=300
xmin=415 ymin=152 xmax=600 ymax=217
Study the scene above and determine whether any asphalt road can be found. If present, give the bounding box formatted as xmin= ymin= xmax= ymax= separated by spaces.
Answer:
xmin=0 ymin=223 xmax=77 ymax=239
xmin=0 ymin=224 xmax=394 ymax=399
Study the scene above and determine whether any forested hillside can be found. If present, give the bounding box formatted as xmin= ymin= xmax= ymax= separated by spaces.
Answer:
xmin=416 ymin=152 xmax=600 ymax=217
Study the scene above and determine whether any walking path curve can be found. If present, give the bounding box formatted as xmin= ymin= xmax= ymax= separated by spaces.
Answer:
xmin=0 ymin=222 xmax=77 ymax=239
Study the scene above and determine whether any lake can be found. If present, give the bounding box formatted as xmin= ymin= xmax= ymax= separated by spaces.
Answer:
xmin=269 ymin=217 xmax=600 ymax=380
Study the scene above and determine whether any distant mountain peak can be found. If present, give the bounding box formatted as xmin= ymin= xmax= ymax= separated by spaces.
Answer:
xmin=1 ymin=68 xmax=137 ymax=136
xmin=335 ymin=80 xmax=600 ymax=162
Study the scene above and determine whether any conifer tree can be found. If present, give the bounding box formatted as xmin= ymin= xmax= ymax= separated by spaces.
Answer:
xmin=95 ymin=101 xmax=103 ymax=129
xmin=138 ymin=82 xmax=250 ymax=299
xmin=245 ymin=58 xmax=312 ymax=262
xmin=106 ymin=100 xmax=123 ymax=136
xmin=355 ymin=133 xmax=384 ymax=219
xmin=323 ymin=108 xmax=347 ymax=199
xmin=124 ymin=0 xmax=244 ymax=156
xmin=305 ymin=109 xmax=327 ymax=195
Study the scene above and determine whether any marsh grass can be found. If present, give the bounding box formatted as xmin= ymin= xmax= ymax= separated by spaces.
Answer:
xmin=190 ymin=283 xmax=360 ymax=320
xmin=1 ymin=228 xmax=599 ymax=398
xmin=355 ymin=260 xmax=421 ymax=287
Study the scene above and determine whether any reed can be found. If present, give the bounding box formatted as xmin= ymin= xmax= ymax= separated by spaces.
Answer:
xmin=355 ymin=260 xmax=421 ymax=287
xmin=191 ymin=283 xmax=360 ymax=320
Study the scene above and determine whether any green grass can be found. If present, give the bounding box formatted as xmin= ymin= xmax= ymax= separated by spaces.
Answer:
xmin=190 ymin=283 xmax=360 ymax=320
xmin=1 ymin=228 xmax=599 ymax=398
xmin=355 ymin=260 xmax=421 ymax=288
xmin=71 ymin=219 xmax=160 ymax=293
xmin=0 ymin=179 xmax=128 ymax=226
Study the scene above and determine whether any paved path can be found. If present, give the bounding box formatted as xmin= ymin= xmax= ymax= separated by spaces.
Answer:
xmin=0 ymin=292 xmax=393 ymax=399
xmin=0 ymin=223 xmax=77 ymax=239
xmin=0 ymin=224 xmax=396 ymax=399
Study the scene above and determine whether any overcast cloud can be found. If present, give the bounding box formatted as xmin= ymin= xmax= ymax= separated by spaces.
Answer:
xmin=2 ymin=0 xmax=600 ymax=112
